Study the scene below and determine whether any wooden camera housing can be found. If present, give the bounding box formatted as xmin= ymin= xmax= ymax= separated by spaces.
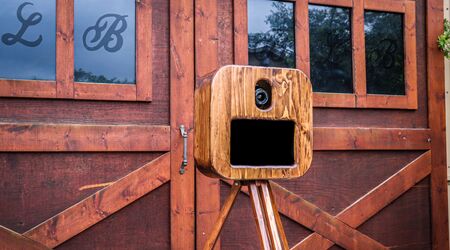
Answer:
xmin=194 ymin=65 xmax=312 ymax=180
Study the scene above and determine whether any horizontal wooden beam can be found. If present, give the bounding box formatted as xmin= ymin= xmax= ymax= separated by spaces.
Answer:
xmin=0 ymin=123 xmax=170 ymax=152
xmin=24 ymin=153 xmax=171 ymax=248
xmin=0 ymin=123 xmax=429 ymax=152
xmin=313 ymin=127 xmax=431 ymax=150
xmin=292 ymin=151 xmax=432 ymax=249
xmin=0 ymin=226 xmax=49 ymax=250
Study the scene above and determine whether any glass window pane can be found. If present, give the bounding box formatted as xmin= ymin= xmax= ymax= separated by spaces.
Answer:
xmin=309 ymin=5 xmax=353 ymax=93
xmin=0 ymin=1 xmax=56 ymax=81
xmin=247 ymin=0 xmax=295 ymax=68
xmin=365 ymin=11 xmax=404 ymax=95
xmin=74 ymin=0 xmax=135 ymax=84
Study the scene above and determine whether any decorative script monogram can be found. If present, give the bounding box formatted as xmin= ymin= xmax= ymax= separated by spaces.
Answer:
xmin=83 ymin=14 xmax=128 ymax=53
xmin=1 ymin=2 xmax=43 ymax=47
xmin=368 ymin=39 xmax=397 ymax=69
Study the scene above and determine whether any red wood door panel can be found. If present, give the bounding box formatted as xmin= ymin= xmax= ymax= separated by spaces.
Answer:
xmin=0 ymin=0 xmax=195 ymax=249
xmin=194 ymin=0 xmax=449 ymax=249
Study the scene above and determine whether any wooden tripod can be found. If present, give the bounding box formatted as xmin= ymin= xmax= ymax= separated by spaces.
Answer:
xmin=204 ymin=180 xmax=289 ymax=250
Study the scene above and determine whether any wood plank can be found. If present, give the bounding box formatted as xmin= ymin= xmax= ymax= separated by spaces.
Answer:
xmin=24 ymin=153 xmax=171 ymax=248
xmin=233 ymin=0 xmax=248 ymax=64
xmin=249 ymin=184 xmax=272 ymax=250
xmin=313 ymin=127 xmax=431 ymax=150
xmin=0 ymin=124 xmax=428 ymax=152
xmin=353 ymin=0 xmax=366 ymax=100
xmin=170 ymin=0 xmax=195 ymax=248
xmin=0 ymin=80 xmax=56 ymax=98
xmin=224 ymin=181 xmax=386 ymax=249
xmin=268 ymin=183 xmax=387 ymax=249
xmin=195 ymin=0 xmax=222 ymax=248
xmin=291 ymin=151 xmax=432 ymax=249
xmin=56 ymin=0 xmax=74 ymax=99
xmin=203 ymin=182 xmax=241 ymax=250
xmin=309 ymin=0 xmax=352 ymax=8
xmin=427 ymin=0 xmax=450 ymax=248
xmin=136 ymin=0 xmax=153 ymax=101
xmin=364 ymin=0 xmax=405 ymax=13
xmin=0 ymin=123 xmax=170 ymax=152
xmin=0 ymin=226 xmax=49 ymax=250
xmin=74 ymin=82 xmax=137 ymax=101
xmin=313 ymin=93 xmax=356 ymax=108
xmin=295 ymin=0 xmax=309 ymax=76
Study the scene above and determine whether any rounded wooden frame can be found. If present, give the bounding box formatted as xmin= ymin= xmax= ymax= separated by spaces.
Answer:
xmin=195 ymin=65 xmax=313 ymax=180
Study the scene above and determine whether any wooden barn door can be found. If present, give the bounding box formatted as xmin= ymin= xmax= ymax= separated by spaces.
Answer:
xmin=0 ymin=0 xmax=195 ymax=249
xmin=195 ymin=0 xmax=449 ymax=249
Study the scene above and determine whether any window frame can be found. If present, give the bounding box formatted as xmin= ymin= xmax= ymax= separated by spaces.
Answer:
xmin=234 ymin=0 xmax=417 ymax=109
xmin=0 ymin=0 xmax=153 ymax=102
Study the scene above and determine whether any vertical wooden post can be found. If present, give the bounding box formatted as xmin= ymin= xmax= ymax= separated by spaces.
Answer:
xmin=56 ymin=0 xmax=74 ymax=98
xmin=427 ymin=0 xmax=450 ymax=249
xmin=195 ymin=0 xmax=222 ymax=249
xmin=170 ymin=0 xmax=195 ymax=248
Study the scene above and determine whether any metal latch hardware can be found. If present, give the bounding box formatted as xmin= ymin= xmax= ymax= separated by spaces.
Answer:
xmin=179 ymin=125 xmax=188 ymax=174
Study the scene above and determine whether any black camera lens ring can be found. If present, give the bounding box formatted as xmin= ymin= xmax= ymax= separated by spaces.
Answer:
xmin=255 ymin=87 xmax=269 ymax=106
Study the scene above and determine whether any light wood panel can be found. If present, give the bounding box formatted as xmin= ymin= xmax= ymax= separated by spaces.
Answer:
xmin=195 ymin=66 xmax=313 ymax=180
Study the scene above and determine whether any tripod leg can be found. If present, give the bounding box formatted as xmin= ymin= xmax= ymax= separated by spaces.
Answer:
xmin=260 ymin=181 xmax=289 ymax=250
xmin=203 ymin=181 xmax=242 ymax=250
xmin=249 ymin=183 xmax=272 ymax=250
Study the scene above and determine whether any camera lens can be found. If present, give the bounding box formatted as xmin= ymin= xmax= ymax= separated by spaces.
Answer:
xmin=255 ymin=79 xmax=271 ymax=110
xmin=255 ymin=87 xmax=269 ymax=106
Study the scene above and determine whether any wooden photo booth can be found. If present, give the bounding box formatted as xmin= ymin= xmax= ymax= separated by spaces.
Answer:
xmin=194 ymin=65 xmax=313 ymax=180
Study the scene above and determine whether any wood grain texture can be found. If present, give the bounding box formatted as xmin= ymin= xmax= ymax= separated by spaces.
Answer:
xmin=195 ymin=65 xmax=313 ymax=180
xmin=309 ymin=0 xmax=352 ymax=8
xmin=313 ymin=127 xmax=431 ymax=150
xmin=427 ymin=0 xmax=450 ymax=248
xmin=313 ymin=93 xmax=356 ymax=108
xmin=270 ymin=183 xmax=389 ymax=250
xmin=353 ymin=0 xmax=366 ymax=99
xmin=0 ymin=123 xmax=170 ymax=152
xmin=24 ymin=153 xmax=170 ymax=248
xmin=0 ymin=226 xmax=49 ymax=250
xmin=56 ymin=183 xmax=170 ymax=250
xmin=0 ymin=153 xmax=162 ymax=234
xmin=170 ymin=0 xmax=196 ymax=248
xmin=56 ymin=0 xmax=74 ymax=99
xmin=0 ymin=80 xmax=56 ymax=98
xmin=233 ymin=0 xmax=248 ymax=65
xmin=74 ymin=83 xmax=137 ymax=101
xmin=295 ymin=0 xmax=309 ymax=76
xmin=195 ymin=0 xmax=222 ymax=248
xmin=292 ymin=151 xmax=432 ymax=249
xmin=136 ymin=0 xmax=153 ymax=101
xmin=230 ymin=181 xmax=387 ymax=249
xmin=364 ymin=0 xmax=405 ymax=13
xmin=203 ymin=182 xmax=241 ymax=250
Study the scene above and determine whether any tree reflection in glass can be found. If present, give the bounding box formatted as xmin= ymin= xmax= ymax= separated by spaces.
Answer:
xmin=74 ymin=0 xmax=135 ymax=84
xmin=247 ymin=0 xmax=295 ymax=68
xmin=365 ymin=11 xmax=404 ymax=95
xmin=309 ymin=5 xmax=353 ymax=93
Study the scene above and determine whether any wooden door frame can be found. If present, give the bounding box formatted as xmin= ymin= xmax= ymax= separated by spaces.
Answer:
xmin=195 ymin=0 xmax=449 ymax=249
xmin=0 ymin=0 xmax=196 ymax=248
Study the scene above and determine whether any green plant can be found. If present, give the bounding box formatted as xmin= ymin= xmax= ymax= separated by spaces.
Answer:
xmin=438 ymin=18 xmax=450 ymax=59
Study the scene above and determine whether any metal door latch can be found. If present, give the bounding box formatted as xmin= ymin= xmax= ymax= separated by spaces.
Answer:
xmin=179 ymin=125 xmax=188 ymax=174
